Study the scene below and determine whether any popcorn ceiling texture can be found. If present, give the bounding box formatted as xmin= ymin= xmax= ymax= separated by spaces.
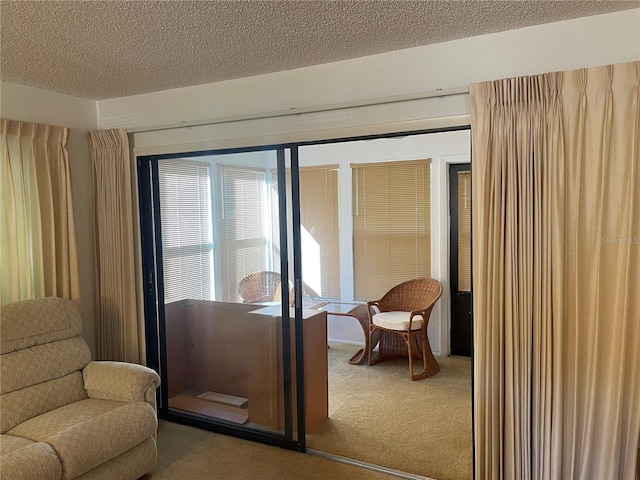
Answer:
xmin=1 ymin=0 xmax=638 ymax=100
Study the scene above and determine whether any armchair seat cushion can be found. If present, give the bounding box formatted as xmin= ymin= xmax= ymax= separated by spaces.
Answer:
xmin=372 ymin=311 xmax=424 ymax=331
xmin=7 ymin=398 xmax=157 ymax=479
xmin=0 ymin=434 xmax=62 ymax=480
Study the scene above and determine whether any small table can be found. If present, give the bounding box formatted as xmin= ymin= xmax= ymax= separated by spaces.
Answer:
xmin=315 ymin=302 xmax=379 ymax=365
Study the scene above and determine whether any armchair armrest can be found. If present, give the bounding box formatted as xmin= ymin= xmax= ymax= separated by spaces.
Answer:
xmin=82 ymin=361 xmax=160 ymax=408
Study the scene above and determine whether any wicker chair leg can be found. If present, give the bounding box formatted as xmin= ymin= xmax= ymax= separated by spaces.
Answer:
xmin=410 ymin=332 xmax=440 ymax=380
xmin=405 ymin=333 xmax=416 ymax=380
xmin=368 ymin=327 xmax=377 ymax=366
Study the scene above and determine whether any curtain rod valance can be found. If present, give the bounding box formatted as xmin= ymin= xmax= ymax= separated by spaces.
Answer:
xmin=127 ymin=87 xmax=469 ymax=134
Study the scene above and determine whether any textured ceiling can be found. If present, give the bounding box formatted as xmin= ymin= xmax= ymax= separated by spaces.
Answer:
xmin=1 ymin=0 xmax=638 ymax=100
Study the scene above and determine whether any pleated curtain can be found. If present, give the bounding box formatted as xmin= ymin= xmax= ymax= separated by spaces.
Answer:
xmin=1 ymin=119 xmax=80 ymax=305
xmin=88 ymin=128 xmax=145 ymax=364
xmin=470 ymin=61 xmax=639 ymax=479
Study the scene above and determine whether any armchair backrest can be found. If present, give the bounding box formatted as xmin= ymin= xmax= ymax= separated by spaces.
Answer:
xmin=376 ymin=278 xmax=443 ymax=313
xmin=0 ymin=297 xmax=91 ymax=433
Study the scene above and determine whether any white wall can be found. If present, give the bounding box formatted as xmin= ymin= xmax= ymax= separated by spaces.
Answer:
xmin=2 ymin=82 xmax=98 ymax=130
xmin=1 ymin=82 xmax=99 ymax=356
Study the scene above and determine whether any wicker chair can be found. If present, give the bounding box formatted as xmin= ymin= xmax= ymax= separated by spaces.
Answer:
xmin=366 ymin=278 xmax=443 ymax=380
xmin=238 ymin=271 xmax=282 ymax=303
xmin=238 ymin=271 xmax=319 ymax=306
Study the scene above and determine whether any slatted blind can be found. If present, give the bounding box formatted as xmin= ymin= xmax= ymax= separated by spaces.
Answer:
xmin=158 ymin=160 xmax=213 ymax=302
xmin=271 ymin=166 xmax=341 ymax=299
xmin=217 ymin=165 xmax=268 ymax=301
xmin=457 ymin=170 xmax=472 ymax=292
xmin=352 ymin=159 xmax=431 ymax=300
xmin=299 ymin=166 xmax=340 ymax=298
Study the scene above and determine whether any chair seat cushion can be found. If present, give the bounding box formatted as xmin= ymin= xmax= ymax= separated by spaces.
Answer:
xmin=7 ymin=398 xmax=157 ymax=479
xmin=372 ymin=311 xmax=424 ymax=331
xmin=0 ymin=434 xmax=62 ymax=480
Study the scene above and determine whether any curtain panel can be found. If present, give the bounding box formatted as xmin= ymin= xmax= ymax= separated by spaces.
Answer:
xmin=88 ymin=128 xmax=145 ymax=364
xmin=1 ymin=119 xmax=79 ymax=305
xmin=470 ymin=62 xmax=640 ymax=479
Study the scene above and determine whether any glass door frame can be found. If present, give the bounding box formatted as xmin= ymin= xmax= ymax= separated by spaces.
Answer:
xmin=137 ymin=144 xmax=308 ymax=452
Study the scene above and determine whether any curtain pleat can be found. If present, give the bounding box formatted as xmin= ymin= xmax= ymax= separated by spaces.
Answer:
xmin=1 ymin=119 xmax=79 ymax=305
xmin=471 ymin=61 xmax=639 ymax=479
xmin=88 ymin=129 xmax=145 ymax=363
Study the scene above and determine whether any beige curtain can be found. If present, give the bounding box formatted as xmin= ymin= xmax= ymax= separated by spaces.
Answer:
xmin=88 ymin=129 xmax=145 ymax=363
xmin=1 ymin=119 xmax=79 ymax=304
xmin=471 ymin=61 xmax=639 ymax=479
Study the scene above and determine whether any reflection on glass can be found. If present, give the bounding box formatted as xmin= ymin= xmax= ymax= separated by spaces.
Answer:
xmin=157 ymin=150 xmax=327 ymax=437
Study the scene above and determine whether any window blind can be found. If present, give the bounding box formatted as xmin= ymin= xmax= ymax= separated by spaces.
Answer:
xmin=299 ymin=166 xmax=340 ymax=298
xmin=272 ymin=166 xmax=341 ymax=299
xmin=351 ymin=159 xmax=431 ymax=300
xmin=158 ymin=159 xmax=213 ymax=303
xmin=457 ymin=170 xmax=472 ymax=292
xmin=217 ymin=165 xmax=268 ymax=301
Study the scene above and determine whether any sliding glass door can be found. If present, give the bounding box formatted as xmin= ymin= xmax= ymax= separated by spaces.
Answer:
xmin=138 ymin=146 xmax=326 ymax=450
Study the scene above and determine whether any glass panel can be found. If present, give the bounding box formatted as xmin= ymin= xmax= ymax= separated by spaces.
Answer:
xmin=149 ymin=148 xmax=329 ymax=444
xmin=158 ymin=160 xmax=214 ymax=303
xmin=157 ymin=150 xmax=295 ymax=435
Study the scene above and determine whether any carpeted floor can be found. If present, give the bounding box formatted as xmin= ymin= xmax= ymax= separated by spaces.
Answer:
xmin=306 ymin=343 xmax=472 ymax=480
xmin=146 ymin=343 xmax=472 ymax=480
xmin=146 ymin=420 xmax=399 ymax=480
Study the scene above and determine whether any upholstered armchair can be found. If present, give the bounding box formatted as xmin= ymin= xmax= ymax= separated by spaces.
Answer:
xmin=0 ymin=297 xmax=161 ymax=480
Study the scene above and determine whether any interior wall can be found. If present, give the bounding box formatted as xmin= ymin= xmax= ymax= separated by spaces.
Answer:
xmin=1 ymin=82 xmax=99 ymax=356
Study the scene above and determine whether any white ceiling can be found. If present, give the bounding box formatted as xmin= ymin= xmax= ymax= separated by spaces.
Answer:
xmin=1 ymin=0 xmax=638 ymax=100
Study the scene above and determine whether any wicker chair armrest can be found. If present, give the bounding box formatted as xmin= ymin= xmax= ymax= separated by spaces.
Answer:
xmin=408 ymin=308 xmax=430 ymax=331
xmin=366 ymin=300 xmax=380 ymax=318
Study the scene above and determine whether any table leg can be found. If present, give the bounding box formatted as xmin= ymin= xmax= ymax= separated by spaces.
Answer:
xmin=347 ymin=304 xmax=379 ymax=365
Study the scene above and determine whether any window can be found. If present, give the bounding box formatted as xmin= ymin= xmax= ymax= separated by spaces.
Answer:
xmin=351 ymin=159 xmax=431 ymax=300
xmin=271 ymin=166 xmax=341 ymax=299
xmin=299 ymin=166 xmax=341 ymax=298
xmin=158 ymin=160 xmax=214 ymax=302
xmin=217 ymin=165 xmax=268 ymax=301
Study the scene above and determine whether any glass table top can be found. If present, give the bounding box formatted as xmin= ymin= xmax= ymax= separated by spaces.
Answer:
xmin=316 ymin=302 xmax=365 ymax=315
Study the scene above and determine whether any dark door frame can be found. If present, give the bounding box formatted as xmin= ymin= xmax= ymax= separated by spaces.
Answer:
xmin=137 ymin=145 xmax=306 ymax=451
xmin=448 ymin=162 xmax=473 ymax=357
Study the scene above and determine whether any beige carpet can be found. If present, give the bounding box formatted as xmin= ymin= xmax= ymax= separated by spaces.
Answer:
xmin=146 ymin=420 xmax=398 ymax=480
xmin=146 ymin=344 xmax=471 ymax=480
xmin=307 ymin=343 xmax=472 ymax=480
